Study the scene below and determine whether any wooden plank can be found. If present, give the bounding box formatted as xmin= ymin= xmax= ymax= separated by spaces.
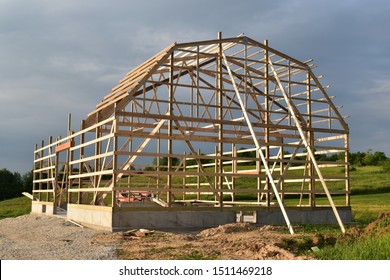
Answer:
xmin=55 ymin=141 xmax=72 ymax=153
xmin=68 ymin=169 xmax=112 ymax=179
xmin=67 ymin=187 xmax=112 ymax=192
xmin=22 ymin=192 xmax=34 ymax=200
xmin=69 ymin=133 xmax=113 ymax=151
xmin=69 ymin=151 xmax=114 ymax=165
xmin=33 ymin=178 xmax=55 ymax=183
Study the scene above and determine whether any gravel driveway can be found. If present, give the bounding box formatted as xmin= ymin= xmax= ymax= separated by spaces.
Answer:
xmin=0 ymin=214 xmax=117 ymax=260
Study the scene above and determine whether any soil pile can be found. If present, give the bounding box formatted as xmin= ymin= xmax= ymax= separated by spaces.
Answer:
xmin=95 ymin=223 xmax=313 ymax=260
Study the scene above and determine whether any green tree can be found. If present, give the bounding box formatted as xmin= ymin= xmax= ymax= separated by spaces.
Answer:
xmin=22 ymin=170 xmax=33 ymax=193
xmin=349 ymin=151 xmax=366 ymax=166
xmin=381 ymin=158 xmax=390 ymax=173
xmin=149 ymin=157 xmax=179 ymax=171
xmin=0 ymin=168 xmax=24 ymax=200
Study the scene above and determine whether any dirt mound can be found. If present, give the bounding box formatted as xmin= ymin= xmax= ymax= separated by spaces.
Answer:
xmin=363 ymin=212 xmax=390 ymax=236
xmin=106 ymin=223 xmax=313 ymax=260
xmin=340 ymin=212 xmax=390 ymax=243
xmin=197 ymin=222 xmax=257 ymax=237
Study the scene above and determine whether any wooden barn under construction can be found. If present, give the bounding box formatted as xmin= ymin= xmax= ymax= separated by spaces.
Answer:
xmin=32 ymin=34 xmax=351 ymax=233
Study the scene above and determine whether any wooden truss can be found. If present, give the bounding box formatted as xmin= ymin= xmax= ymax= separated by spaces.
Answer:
xmin=33 ymin=33 xmax=350 ymax=234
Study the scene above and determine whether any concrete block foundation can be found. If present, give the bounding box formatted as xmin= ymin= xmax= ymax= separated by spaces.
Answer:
xmin=255 ymin=207 xmax=352 ymax=225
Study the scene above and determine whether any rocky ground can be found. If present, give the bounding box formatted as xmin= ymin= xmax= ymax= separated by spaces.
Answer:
xmin=0 ymin=214 xmax=116 ymax=260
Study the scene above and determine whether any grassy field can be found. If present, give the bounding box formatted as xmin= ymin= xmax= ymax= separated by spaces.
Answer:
xmin=0 ymin=196 xmax=31 ymax=219
xmin=0 ymin=165 xmax=389 ymax=259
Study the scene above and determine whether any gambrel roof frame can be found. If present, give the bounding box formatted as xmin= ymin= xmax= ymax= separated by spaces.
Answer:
xmin=33 ymin=33 xmax=350 ymax=234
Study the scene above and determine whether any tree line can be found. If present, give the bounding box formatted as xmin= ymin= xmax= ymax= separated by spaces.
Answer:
xmin=0 ymin=169 xmax=33 ymax=201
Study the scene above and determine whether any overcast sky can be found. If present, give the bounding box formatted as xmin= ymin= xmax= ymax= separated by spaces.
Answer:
xmin=1 ymin=0 xmax=389 ymax=174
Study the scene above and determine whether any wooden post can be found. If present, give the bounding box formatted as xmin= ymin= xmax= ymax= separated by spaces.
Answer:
xmin=66 ymin=113 xmax=72 ymax=204
xmin=33 ymin=144 xmax=38 ymax=201
xmin=280 ymin=143 xmax=285 ymax=203
xmin=256 ymin=148 xmax=261 ymax=203
xmin=345 ymin=134 xmax=350 ymax=206
xmin=183 ymin=152 xmax=186 ymax=200
xmin=78 ymin=121 xmax=85 ymax=204
xmin=197 ymin=149 xmax=200 ymax=200
xmin=112 ymin=118 xmax=118 ymax=208
xmin=167 ymin=50 xmax=174 ymax=207
xmin=54 ymin=136 xmax=60 ymax=212
xmin=94 ymin=113 xmax=101 ymax=192
xmin=232 ymin=144 xmax=236 ymax=202
xmin=156 ymin=132 xmax=160 ymax=197
xmin=264 ymin=39 xmax=270 ymax=207
xmin=214 ymin=146 xmax=219 ymax=203
xmin=39 ymin=140 xmax=44 ymax=201
xmin=307 ymin=72 xmax=316 ymax=207
xmin=66 ymin=131 xmax=74 ymax=203
xmin=218 ymin=31 xmax=224 ymax=207
xmin=128 ymin=103 xmax=134 ymax=195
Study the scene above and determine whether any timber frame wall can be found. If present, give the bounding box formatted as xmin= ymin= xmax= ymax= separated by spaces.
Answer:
xmin=33 ymin=34 xmax=350 ymax=233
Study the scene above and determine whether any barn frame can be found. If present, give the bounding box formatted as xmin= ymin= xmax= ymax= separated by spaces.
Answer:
xmin=32 ymin=33 xmax=351 ymax=233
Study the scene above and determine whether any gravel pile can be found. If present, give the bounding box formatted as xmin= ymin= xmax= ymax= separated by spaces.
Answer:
xmin=0 ymin=214 xmax=117 ymax=260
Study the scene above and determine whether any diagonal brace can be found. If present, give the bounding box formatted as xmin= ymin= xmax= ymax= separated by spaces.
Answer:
xmin=222 ymin=51 xmax=295 ymax=234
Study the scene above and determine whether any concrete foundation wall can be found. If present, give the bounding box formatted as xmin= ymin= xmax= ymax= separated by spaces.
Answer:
xmin=66 ymin=204 xmax=236 ymax=231
xmin=255 ymin=207 xmax=352 ymax=225
xmin=112 ymin=210 xmax=236 ymax=231
xmin=31 ymin=201 xmax=55 ymax=215
xmin=33 ymin=202 xmax=352 ymax=231
xmin=67 ymin=204 xmax=113 ymax=231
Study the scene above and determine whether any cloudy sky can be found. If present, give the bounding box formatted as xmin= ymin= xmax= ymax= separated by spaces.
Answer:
xmin=1 ymin=0 xmax=389 ymax=174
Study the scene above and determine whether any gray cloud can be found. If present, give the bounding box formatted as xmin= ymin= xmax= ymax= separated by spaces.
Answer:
xmin=1 ymin=0 xmax=389 ymax=173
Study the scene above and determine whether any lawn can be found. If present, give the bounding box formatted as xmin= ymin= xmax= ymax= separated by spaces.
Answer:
xmin=0 ymin=196 xmax=31 ymax=219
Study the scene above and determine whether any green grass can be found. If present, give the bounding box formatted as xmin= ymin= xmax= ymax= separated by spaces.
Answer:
xmin=314 ymin=214 xmax=390 ymax=260
xmin=310 ymin=193 xmax=390 ymax=224
xmin=350 ymin=193 xmax=390 ymax=224
xmin=0 ymin=196 xmax=31 ymax=219
xmin=315 ymin=234 xmax=390 ymax=259
xmin=348 ymin=166 xmax=390 ymax=194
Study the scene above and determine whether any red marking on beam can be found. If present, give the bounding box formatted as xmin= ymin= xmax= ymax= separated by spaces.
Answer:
xmin=55 ymin=141 xmax=71 ymax=153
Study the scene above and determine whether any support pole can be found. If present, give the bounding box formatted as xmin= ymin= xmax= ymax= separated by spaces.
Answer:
xmin=268 ymin=59 xmax=346 ymax=234
xmin=306 ymin=73 xmax=316 ymax=206
xmin=345 ymin=134 xmax=350 ymax=206
xmin=167 ymin=50 xmax=174 ymax=206
xmin=264 ymin=40 xmax=270 ymax=207
xmin=217 ymin=31 xmax=224 ymax=207
xmin=222 ymin=51 xmax=295 ymax=235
